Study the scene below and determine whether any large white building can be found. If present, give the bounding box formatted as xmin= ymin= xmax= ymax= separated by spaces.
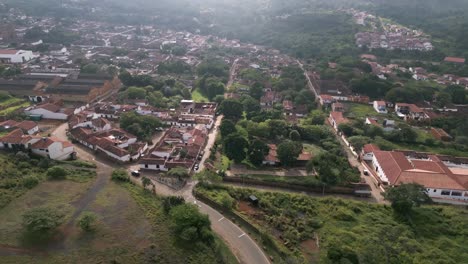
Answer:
xmin=369 ymin=149 xmax=468 ymax=203
xmin=0 ymin=49 xmax=36 ymax=64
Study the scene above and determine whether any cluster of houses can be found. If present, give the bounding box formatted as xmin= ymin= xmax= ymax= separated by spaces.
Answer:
xmin=262 ymin=144 xmax=312 ymax=166
xmin=139 ymin=125 xmax=207 ymax=172
xmin=361 ymin=144 xmax=468 ymax=203
xmin=0 ymin=119 xmax=75 ymax=160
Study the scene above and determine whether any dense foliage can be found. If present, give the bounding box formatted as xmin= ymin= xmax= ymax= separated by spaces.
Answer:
xmin=197 ymin=184 xmax=468 ymax=264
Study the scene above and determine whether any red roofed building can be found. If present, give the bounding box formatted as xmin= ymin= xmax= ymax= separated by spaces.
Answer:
xmin=444 ymin=57 xmax=465 ymax=64
xmin=431 ymin=127 xmax=452 ymax=142
xmin=371 ymin=150 xmax=468 ymax=203
xmin=361 ymin=144 xmax=380 ymax=161
xmin=0 ymin=129 xmax=74 ymax=160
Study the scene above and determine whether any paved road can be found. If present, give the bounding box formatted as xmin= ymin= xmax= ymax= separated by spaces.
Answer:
xmin=297 ymin=60 xmax=318 ymax=97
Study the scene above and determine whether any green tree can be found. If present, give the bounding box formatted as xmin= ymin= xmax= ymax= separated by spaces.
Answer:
xmin=249 ymin=82 xmax=264 ymax=100
xmin=223 ymin=133 xmax=248 ymax=162
xmin=219 ymin=99 xmax=243 ymax=120
xmin=162 ymin=196 xmax=185 ymax=214
xmin=219 ymin=119 xmax=237 ymax=138
xmin=170 ymin=204 xmax=214 ymax=244
xmin=126 ymin=86 xmax=147 ymax=99
xmin=338 ymin=123 xmax=354 ymax=137
xmin=142 ymin=177 xmax=152 ymax=190
xmin=22 ymin=207 xmax=64 ymax=234
xmin=78 ymin=212 xmax=97 ymax=232
xmin=47 ymin=166 xmax=68 ymax=180
xmin=277 ymin=140 xmax=303 ymax=166
xmin=248 ymin=139 xmax=269 ymax=166
xmin=383 ymin=183 xmax=431 ymax=216
xmin=289 ymin=130 xmax=301 ymax=141
xmin=307 ymin=110 xmax=326 ymax=125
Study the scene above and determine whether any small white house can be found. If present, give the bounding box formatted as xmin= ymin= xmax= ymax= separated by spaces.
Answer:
xmin=373 ymin=100 xmax=387 ymax=114
xmin=31 ymin=137 xmax=75 ymax=160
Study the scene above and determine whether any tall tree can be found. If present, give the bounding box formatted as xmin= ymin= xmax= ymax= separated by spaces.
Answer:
xmin=223 ymin=133 xmax=249 ymax=162
xmin=384 ymin=183 xmax=431 ymax=217
xmin=219 ymin=99 xmax=243 ymax=120
xmin=277 ymin=140 xmax=303 ymax=166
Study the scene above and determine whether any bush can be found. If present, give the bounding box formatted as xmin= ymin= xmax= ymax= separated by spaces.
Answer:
xmin=22 ymin=176 xmax=39 ymax=189
xmin=111 ymin=169 xmax=129 ymax=182
xmin=47 ymin=166 xmax=68 ymax=180
xmin=220 ymin=192 xmax=235 ymax=210
xmin=22 ymin=207 xmax=64 ymax=234
xmin=78 ymin=212 xmax=97 ymax=232
xmin=162 ymin=196 xmax=185 ymax=214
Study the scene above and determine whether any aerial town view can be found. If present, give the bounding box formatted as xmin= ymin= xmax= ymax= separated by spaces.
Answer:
xmin=0 ymin=0 xmax=467 ymax=263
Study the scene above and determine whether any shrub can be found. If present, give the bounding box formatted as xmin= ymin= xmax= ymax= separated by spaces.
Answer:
xmin=111 ymin=169 xmax=129 ymax=182
xmin=22 ymin=207 xmax=64 ymax=234
xmin=38 ymin=159 xmax=50 ymax=169
xmin=22 ymin=176 xmax=39 ymax=189
xmin=47 ymin=166 xmax=68 ymax=180
xmin=220 ymin=192 xmax=235 ymax=209
xmin=162 ymin=196 xmax=185 ymax=214
xmin=78 ymin=212 xmax=97 ymax=232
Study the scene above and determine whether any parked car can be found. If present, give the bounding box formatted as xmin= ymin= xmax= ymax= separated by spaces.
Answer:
xmin=131 ymin=170 xmax=141 ymax=177
xmin=363 ymin=169 xmax=369 ymax=176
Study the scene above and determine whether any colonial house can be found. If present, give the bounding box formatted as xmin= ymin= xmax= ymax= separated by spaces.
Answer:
xmin=0 ymin=129 xmax=75 ymax=160
xmin=139 ymin=125 xmax=207 ymax=172
xmin=260 ymin=91 xmax=282 ymax=107
xmin=395 ymin=103 xmax=429 ymax=121
xmin=69 ymin=113 xmax=112 ymax=132
xmin=371 ymin=150 xmax=468 ymax=203
xmin=0 ymin=120 xmax=39 ymax=135
xmin=328 ymin=111 xmax=349 ymax=131
xmin=319 ymin=94 xmax=334 ymax=106
xmin=69 ymin=128 xmax=146 ymax=162
xmin=373 ymin=100 xmax=387 ymax=114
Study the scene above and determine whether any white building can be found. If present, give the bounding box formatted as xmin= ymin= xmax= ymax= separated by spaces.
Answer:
xmin=0 ymin=49 xmax=36 ymax=64
xmin=373 ymin=100 xmax=387 ymax=114
xmin=371 ymin=150 xmax=468 ymax=203
xmin=25 ymin=103 xmax=72 ymax=120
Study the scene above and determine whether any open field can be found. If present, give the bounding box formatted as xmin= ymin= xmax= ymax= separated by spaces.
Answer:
xmin=196 ymin=184 xmax=468 ymax=263
xmin=0 ymin=173 xmax=237 ymax=263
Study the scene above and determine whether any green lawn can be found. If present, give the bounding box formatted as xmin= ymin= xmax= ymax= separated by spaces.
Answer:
xmin=0 ymin=101 xmax=31 ymax=115
xmin=191 ymin=89 xmax=209 ymax=102
xmin=346 ymin=103 xmax=383 ymax=119
xmin=0 ymin=97 xmax=23 ymax=107
xmin=303 ymin=143 xmax=324 ymax=156
xmin=197 ymin=185 xmax=468 ymax=264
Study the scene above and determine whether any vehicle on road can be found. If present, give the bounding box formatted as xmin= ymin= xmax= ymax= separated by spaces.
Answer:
xmin=363 ymin=169 xmax=369 ymax=176
xmin=131 ymin=170 xmax=141 ymax=177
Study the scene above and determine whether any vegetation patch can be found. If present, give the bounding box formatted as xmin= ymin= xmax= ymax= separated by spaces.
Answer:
xmin=196 ymin=184 xmax=468 ymax=263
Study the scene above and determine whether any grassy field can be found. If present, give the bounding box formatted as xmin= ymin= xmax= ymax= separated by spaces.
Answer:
xmin=0 ymin=97 xmax=23 ymax=108
xmin=0 ymin=101 xmax=31 ymax=115
xmin=197 ymin=185 xmax=468 ymax=263
xmin=345 ymin=103 xmax=381 ymax=119
xmin=303 ymin=143 xmax=325 ymax=156
xmin=191 ymin=89 xmax=209 ymax=102
xmin=0 ymin=170 xmax=237 ymax=263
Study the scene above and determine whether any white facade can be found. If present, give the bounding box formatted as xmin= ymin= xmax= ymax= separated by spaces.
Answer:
xmin=31 ymin=141 xmax=74 ymax=161
xmin=373 ymin=101 xmax=387 ymax=114
xmin=26 ymin=108 xmax=68 ymax=120
xmin=0 ymin=50 xmax=36 ymax=63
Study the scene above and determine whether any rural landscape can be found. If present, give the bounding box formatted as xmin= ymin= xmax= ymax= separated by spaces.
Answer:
xmin=0 ymin=0 xmax=467 ymax=263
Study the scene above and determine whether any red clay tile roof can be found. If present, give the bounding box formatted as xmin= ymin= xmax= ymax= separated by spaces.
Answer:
xmin=444 ymin=57 xmax=465 ymax=64
xmin=16 ymin=121 xmax=37 ymax=131
xmin=38 ymin=103 xmax=61 ymax=113
xmin=329 ymin=111 xmax=348 ymax=125
xmin=373 ymin=151 xmax=413 ymax=184
xmin=0 ymin=128 xmax=26 ymax=144
xmin=0 ymin=49 xmax=18 ymax=55
xmin=363 ymin=144 xmax=380 ymax=153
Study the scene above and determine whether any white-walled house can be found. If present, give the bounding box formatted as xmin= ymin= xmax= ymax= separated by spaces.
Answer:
xmin=31 ymin=137 xmax=75 ymax=160
xmin=0 ymin=129 xmax=75 ymax=160
xmin=25 ymin=103 xmax=73 ymax=120
xmin=373 ymin=100 xmax=387 ymax=114
xmin=371 ymin=150 xmax=468 ymax=203
xmin=0 ymin=49 xmax=36 ymax=63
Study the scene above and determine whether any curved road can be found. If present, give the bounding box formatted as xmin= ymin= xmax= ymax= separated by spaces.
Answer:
xmin=54 ymin=121 xmax=270 ymax=264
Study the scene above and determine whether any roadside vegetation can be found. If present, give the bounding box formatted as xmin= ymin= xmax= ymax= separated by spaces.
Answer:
xmin=196 ymin=184 xmax=468 ymax=263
